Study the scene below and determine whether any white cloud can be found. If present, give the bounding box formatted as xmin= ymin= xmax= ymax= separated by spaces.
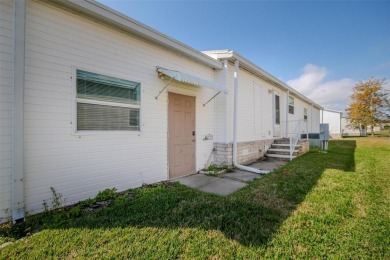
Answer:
xmin=287 ymin=64 xmax=355 ymax=112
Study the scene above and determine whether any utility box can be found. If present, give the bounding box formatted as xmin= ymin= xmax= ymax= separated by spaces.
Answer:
xmin=320 ymin=123 xmax=330 ymax=150
xmin=320 ymin=124 xmax=330 ymax=140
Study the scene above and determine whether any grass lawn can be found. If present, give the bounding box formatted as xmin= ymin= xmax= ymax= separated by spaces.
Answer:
xmin=374 ymin=129 xmax=390 ymax=138
xmin=1 ymin=137 xmax=389 ymax=258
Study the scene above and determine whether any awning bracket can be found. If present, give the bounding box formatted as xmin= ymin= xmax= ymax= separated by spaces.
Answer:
xmin=203 ymin=91 xmax=221 ymax=107
xmin=155 ymin=75 xmax=175 ymax=100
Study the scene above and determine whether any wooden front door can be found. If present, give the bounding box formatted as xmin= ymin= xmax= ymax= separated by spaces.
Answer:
xmin=168 ymin=93 xmax=196 ymax=178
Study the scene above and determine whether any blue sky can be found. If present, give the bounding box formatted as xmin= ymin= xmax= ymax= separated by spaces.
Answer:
xmin=97 ymin=0 xmax=390 ymax=110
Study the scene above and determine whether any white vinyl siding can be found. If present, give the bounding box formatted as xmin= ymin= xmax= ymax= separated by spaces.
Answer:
xmin=229 ymin=64 xmax=285 ymax=142
xmin=224 ymin=62 xmax=320 ymax=142
xmin=321 ymin=110 xmax=341 ymax=134
xmin=0 ymin=0 xmax=14 ymax=223
xmin=22 ymin=0 xmax=218 ymax=216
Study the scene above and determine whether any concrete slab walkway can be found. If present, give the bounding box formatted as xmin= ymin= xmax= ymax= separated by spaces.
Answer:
xmin=178 ymin=174 xmax=247 ymax=196
xmin=177 ymin=158 xmax=287 ymax=196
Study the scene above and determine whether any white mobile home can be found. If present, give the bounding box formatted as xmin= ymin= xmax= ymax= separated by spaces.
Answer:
xmin=0 ymin=0 xmax=322 ymax=223
xmin=320 ymin=109 xmax=342 ymax=138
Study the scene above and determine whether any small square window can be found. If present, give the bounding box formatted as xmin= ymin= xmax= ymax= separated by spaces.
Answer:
xmin=76 ymin=70 xmax=141 ymax=131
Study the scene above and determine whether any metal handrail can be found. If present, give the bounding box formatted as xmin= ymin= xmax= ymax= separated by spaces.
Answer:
xmin=281 ymin=119 xmax=308 ymax=161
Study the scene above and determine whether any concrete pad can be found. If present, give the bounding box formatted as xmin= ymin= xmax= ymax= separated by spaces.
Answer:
xmin=177 ymin=174 xmax=218 ymax=189
xmin=197 ymin=177 xmax=247 ymax=196
xmin=222 ymin=171 xmax=262 ymax=182
xmin=177 ymin=174 xmax=247 ymax=196
xmin=251 ymin=159 xmax=287 ymax=172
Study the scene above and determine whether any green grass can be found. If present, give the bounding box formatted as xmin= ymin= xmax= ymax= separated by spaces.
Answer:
xmin=1 ymin=138 xmax=389 ymax=258
xmin=374 ymin=130 xmax=390 ymax=137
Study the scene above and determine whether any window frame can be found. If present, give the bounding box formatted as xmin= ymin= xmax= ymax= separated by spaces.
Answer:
xmin=275 ymin=94 xmax=280 ymax=125
xmin=303 ymin=107 xmax=308 ymax=121
xmin=288 ymin=96 xmax=294 ymax=115
xmin=72 ymin=67 xmax=143 ymax=135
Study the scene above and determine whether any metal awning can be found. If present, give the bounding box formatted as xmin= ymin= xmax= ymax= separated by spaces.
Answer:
xmin=156 ymin=67 xmax=227 ymax=94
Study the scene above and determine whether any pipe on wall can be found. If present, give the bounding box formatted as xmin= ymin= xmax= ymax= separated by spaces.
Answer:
xmin=12 ymin=0 xmax=26 ymax=222
xmin=286 ymin=89 xmax=289 ymax=137
xmin=232 ymin=60 xmax=269 ymax=175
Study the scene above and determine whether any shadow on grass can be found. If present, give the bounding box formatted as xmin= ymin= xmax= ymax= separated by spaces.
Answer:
xmin=2 ymin=140 xmax=356 ymax=248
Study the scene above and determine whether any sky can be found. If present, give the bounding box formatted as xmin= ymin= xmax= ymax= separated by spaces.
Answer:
xmin=97 ymin=0 xmax=390 ymax=111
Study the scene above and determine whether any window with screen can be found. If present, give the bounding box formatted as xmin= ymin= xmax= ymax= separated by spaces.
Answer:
xmin=304 ymin=108 xmax=308 ymax=120
xmin=275 ymin=95 xmax=280 ymax=125
xmin=76 ymin=70 xmax=141 ymax=131
xmin=288 ymin=96 xmax=294 ymax=114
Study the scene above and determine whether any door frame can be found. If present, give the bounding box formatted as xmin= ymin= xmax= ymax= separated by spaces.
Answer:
xmin=167 ymin=92 xmax=196 ymax=179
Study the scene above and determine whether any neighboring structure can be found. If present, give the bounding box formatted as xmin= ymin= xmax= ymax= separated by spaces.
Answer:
xmin=320 ymin=109 xmax=343 ymax=138
xmin=341 ymin=117 xmax=381 ymax=136
xmin=0 ymin=0 xmax=322 ymax=223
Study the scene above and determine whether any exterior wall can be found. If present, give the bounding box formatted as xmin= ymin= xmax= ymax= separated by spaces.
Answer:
xmin=311 ymin=107 xmax=321 ymax=133
xmin=300 ymin=140 xmax=310 ymax=154
xmin=321 ymin=110 xmax=342 ymax=138
xmin=225 ymin=63 xmax=320 ymax=143
xmin=213 ymin=142 xmax=232 ymax=167
xmin=229 ymin=63 xmax=285 ymax=143
xmin=213 ymin=139 xmax=273 ymax=167
xmin=0 ymin=0 xmax=14 ymax=223
xmin=214 ymin=62 xmax=321 ymax=166
xmin=21 ymin=0 xmax=219 ymax=216
xmin=214 ymin=61 xmax=228 ymax=143
xmin=283 ymin=96 xmax=311 ymax=137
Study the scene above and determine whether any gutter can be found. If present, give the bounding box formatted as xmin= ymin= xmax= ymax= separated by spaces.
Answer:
xmin=203 ymin=50 xmax=323 ymax=110
xmin=232 ymin=60 xmax=269 ymax=175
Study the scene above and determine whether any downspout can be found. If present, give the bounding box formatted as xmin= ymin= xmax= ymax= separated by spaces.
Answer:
xmin=339 ymin=112 xmax=342 ymax=137
xmin=232 ymin=60 xmax=269 ymax=174
xmin=311 ymin=103 xmax=313 ymax=133
xmin=286 ymin=90 xmax=289 ymax=137
xmin=12 ymin=0 xmax=26 ymax=222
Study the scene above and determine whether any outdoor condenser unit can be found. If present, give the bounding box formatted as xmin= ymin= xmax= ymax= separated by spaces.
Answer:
xmin=320 ymin=123 xmax=330 ymax=150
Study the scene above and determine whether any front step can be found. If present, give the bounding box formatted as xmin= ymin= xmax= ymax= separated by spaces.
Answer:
xmin=266 ymin=154 xmax=296 ymax=160
xmin=273 ymin=138 xmax=291 ymax=144
xmin=266 ymin=138 xmax=304 ymax=161
xmin=267 ymin=148 xmax=299 ymax=154
xmin=271 ymin=143 xmax=302 ymax=148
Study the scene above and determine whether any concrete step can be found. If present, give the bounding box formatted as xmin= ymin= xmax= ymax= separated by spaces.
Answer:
xmin=273 ymin=139 xmax=304 ymax=145
xmin=271 ymin=144 xmax=302 ymax=149
xmin=266 ymin=153 xmax=295 ymax=160
xmin=273 ymin=138 xmax=291 ymax=144
xmin=267 ymin=148 xmax=299 ymax=154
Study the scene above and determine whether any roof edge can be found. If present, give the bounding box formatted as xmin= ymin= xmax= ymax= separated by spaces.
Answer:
xmin=322 ymin=108 xmax=344 ymax=113
xmin=47 ymin=0 xmax=223 ymax=70
xmin=203 ymin=50 xmax=323 ymax=110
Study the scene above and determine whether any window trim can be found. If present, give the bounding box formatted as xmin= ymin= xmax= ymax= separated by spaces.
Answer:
xmin=288 ymin=96 xmax=294 ymax=115
xmin=304 ymin=107 xmax=308 ymax=121
xmin=275 ymin=93 xmax=280 ymax=125
xmin=72 ymin=67 xmax=143 ymax=135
